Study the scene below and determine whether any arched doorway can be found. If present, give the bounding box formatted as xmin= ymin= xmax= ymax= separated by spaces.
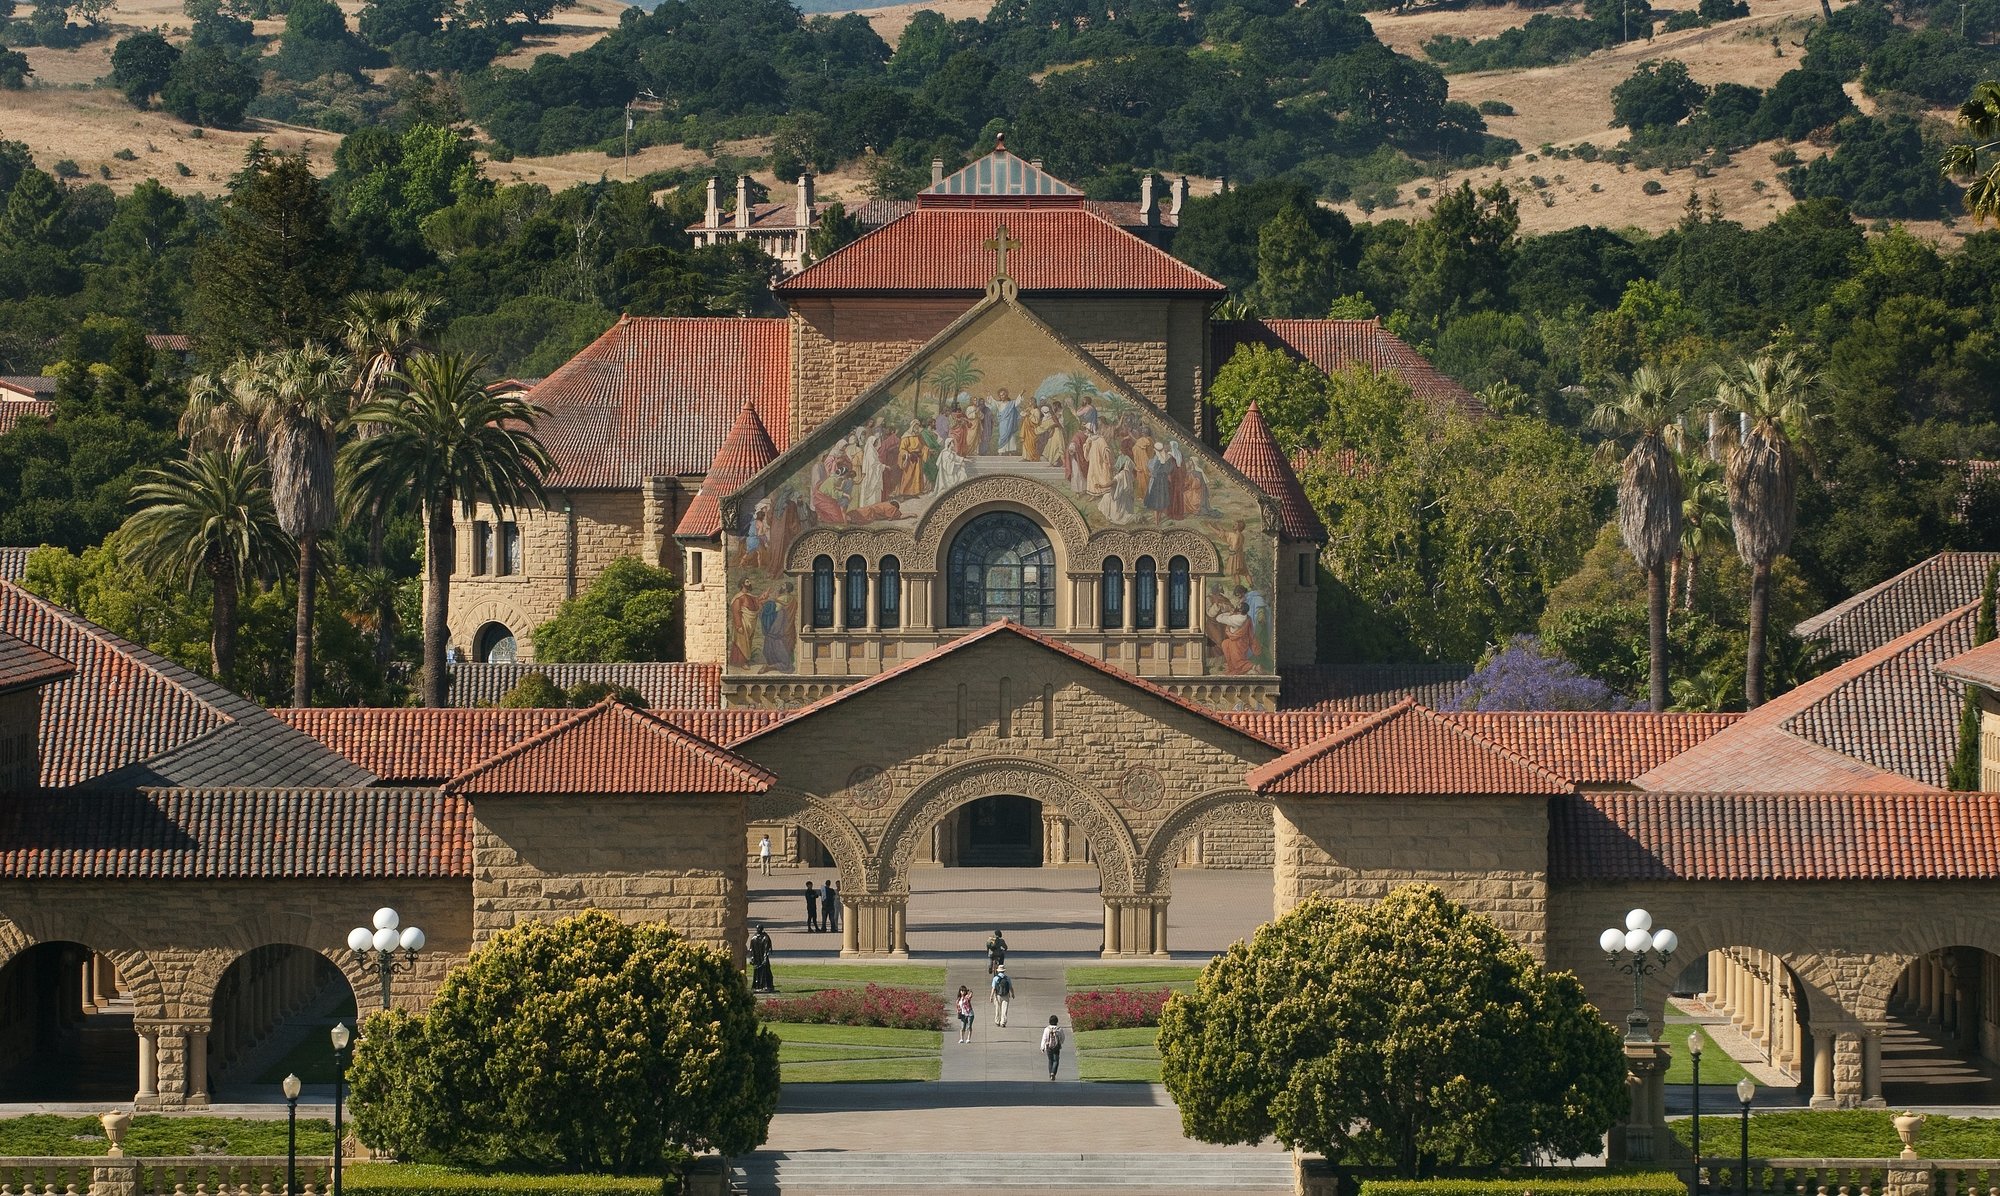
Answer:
xmin=474 ymin=622 xmax=517 ymax=664
xmin=1142 ymin=789 xmax=1275 ymax=959
xmin=0 ymin=941 xmax=137 ymax=1101
xmin=208 ymin=945 xmax=357 ymax=1100
xmin=931 ymin=795 xmax=1045 ymax=867
xmin=1883 ymin=947 xmax=2000 ymax=1104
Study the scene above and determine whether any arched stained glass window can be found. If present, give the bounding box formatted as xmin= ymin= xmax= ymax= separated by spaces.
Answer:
xmin=1134 ymin=556 xmax=1157 ymax=629
xmin=947 ymin=511 xmax=1055 ymax=627
xmin=1100 ymin=557 xmax=1123 ymax=630
xmin=1167 ymin=556 xmax=1191 ymax=630
xmin=811 ymin=556 xmax=835 ymax=628
xmin=845 ymin=555 xmax=868 ymax=628
xmin=879 ymin=556 xmax=901 ymax=629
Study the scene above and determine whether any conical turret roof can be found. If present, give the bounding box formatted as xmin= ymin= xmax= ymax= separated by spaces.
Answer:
xmin=675 ymin=401 xmax=778 ymax=539
xmin=1223 ymin=403 xmax=1325 ymax=543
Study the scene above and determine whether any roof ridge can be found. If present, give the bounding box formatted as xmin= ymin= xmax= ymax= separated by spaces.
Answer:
xmin=1242 ymin=700 xmax=1413 ymax=790
xmin=442 ymin=698 xmax=774 ymax=794
xmin=1421 ymin=705 xmax=1574 ymax=789
xmin=1779 ymin=600 xmax=1979 ymax=742
xmin=1 ymin=581 xmax=236 ymax=725
xmin=1246 ymin=700 xmax=1575 ymax=794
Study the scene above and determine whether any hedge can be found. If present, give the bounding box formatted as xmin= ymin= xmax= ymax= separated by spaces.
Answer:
xmin=1362 ymin=1173 xmax=1686 ymax=1196
xmin=342 ymin=1164 xmax=666 ymax=1194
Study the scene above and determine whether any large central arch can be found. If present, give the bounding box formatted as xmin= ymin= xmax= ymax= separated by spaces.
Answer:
xmin=876 ymin=758 xmax=1139 ymax=897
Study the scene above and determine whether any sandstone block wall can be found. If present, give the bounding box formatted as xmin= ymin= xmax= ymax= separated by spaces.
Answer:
xmin=1031 ymin=297 xmax=1206 ymax=430
xmin=1185 ymin=807 xmax=1274 ymax=869
xmin=1275 ymin=543 xmax=1319 ymax=668
xmin=682 ymin=544 xmax=727 ymax=665
xmin=470 ymin=794 xmax=746 ymax=958
xmin=1981 ymin=691 xmax=1998 ymax=790
xmin=1273 ymin=794 xmax=1550 ymax=955
xmin=790 ymin=300 xmax=966 ymax=441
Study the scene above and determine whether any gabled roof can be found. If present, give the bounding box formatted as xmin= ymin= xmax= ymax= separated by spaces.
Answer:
xmin=0 ymin=787 xmax=468 ymax=880
xmin=1246 ymin=699 xmax=1573 ymax=796
xmin=1223 ymin=403 xmax=1324 ymax=542
xmin=0 ymin=628 xmax=73 ymax=695
xmin=1635 ymin=604 xmax=1976 ymax=793
xmin=443 ymin=699 xmax=774 ymax=796
xmin=777 ymin=209 xmax=1224 ymax=295
xmin=730 ymin=620 xmax=1286 ymax=752
xmin=1277 ymin=663 xmax=1472 ymax=711
xmin=0 ymin=581 xmax=376 ymax=790
xmin=920 ymin=147 xmax=1080 ymax=199
xmin=1212 ymin=319 xmax=1482 ymax=417
xmin=1795 ymin=551 xmax=2000 ymax=659
xmin=675 ymin=402 xmax=779 ymax=539
xmin=1939 ymin=637 xmax=2000 ymax=692
xmin=1551 ymin=791 xmax=2000 ymax=882
xmin=527 ymin=317 xmax=789 ymax=489
xmin=447 ymin=662 xmax=722 ymax=710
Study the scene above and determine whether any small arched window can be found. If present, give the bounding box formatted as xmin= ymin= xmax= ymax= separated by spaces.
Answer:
xmin=473 ymin=622 xmax=516 ymax=663
xmin=879 ymin=555 xmax=901 ymax=629
xmin=1134 ymin=556 xmax=1158 ymax=630
xmin=1167 ymin=556 xmax=1191 ymax=630
xmin=1100 ymin=556 xmax=1124 ymax=630
xmin=845 ymin=555 xmax=868 ymax=628
xmin=811 ymin=556 xmax=835 ymax=628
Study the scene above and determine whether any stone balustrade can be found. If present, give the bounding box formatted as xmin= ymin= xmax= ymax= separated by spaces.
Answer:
xmin=0 ymin=1157 xmax=331 ymax=1196
xmin=1290 ymin=1159 xmax=2000 ymax=1196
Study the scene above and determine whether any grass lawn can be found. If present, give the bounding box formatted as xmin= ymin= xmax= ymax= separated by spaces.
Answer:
xmin=1064 ymin=965 xmax=1204 ymax=991
xmin=1672 ymin=1110 xmax=2000 ymax=1158
xmin=0 ymin=1114 xmax=335 ymax=1157
xmin=1660 ymin=1017 xmax=1754 ymax=1086
xmin=1075 ymin=1026 xmax=1162 ymax=1082
xmin=342 ymin=1164 xmax=659 ymax=1193
xmin=770 ymin=1021 xmax=942 ymax=1082
xmin=771 ymin=964 xmax=946 ymax=994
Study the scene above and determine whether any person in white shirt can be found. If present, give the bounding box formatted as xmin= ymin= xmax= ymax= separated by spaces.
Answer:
xmin=758 ymin=834 xmax=772 ymax=876
xmin=990 ymin=965 xmax=1012 ymax=1026
xmin=1040 ymin=1015 xmax=1064 ymax=1080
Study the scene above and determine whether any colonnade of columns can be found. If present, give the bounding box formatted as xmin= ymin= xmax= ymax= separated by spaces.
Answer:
xmin=1701 ymin=947 xmax=1805 ymax=1080
xmin=837 ymin=890 xmax=1171 ymax=957
xmin=209 ymin=949 xmax=344 ymax=1087
xmin=1890 ymin=948 xmax=1988 ymax=1056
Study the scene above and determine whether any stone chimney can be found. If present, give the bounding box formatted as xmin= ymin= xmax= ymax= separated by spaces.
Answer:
xmin=932 ymin=158 xmax=945 ymax=185
xmin=1170 ymin=176 xmax=1189 ymax=217
xmin=735 ymin=175 xmax=751 ymax=230
xmin=704 ymin=176 xmax=720 ymax=233
xmin=1139 ymin=174 xmax=1156 ymax=226
xmin=797 ymin=173 xmax=815 ymax=228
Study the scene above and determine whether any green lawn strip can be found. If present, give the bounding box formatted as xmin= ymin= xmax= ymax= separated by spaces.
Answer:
xmin=771 ymin=964 xmax=945 ymax=993
xmin=1671 ymin=1111 xmax=2000 ymax=1158
xmin=1064 ymin=965 xmax=1204 ymax=990
xmin=779 ymin=1043 xmax=936 ymax=1063
xmin=769 ymin=1021 xmax=944 ymax=1083
xmin=1077 ymin=1057 xmax=1161 ymax=1082
xmin=0 ymin=1115 xmax=335 ymax=1157
xmin=767 ymin=1022 xmax=943 ymax=1048
xmin=782 ymin=1057 xmax=940 ymax=1082
xmin=1074 ymin=1027 xmax=1160 ymax=1050
xmin=1074 ymin=1026 xmax=1162 ymax=1083
xmin=1658 ymin=1020 xmax=1754 ymax=1086
xmin=343 ymin=1163 xmax=658 ymax=1194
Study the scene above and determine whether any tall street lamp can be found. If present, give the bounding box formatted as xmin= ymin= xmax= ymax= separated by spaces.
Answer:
xmin=346 ymin=907 xmax=424 ymax=1012
xmin=281 ymin=1072 xmax=301 ymax=1196
xmin=1736 ymin=1077 xmax=1757 ymax=1195
xmin=1600 ymin=907 xmax=1678 ymax=1041
xmin=1688 ymin=1032 xmax=1704 ymax=1192
xmin=330 ymin=1022 xmax=351 ymax=1196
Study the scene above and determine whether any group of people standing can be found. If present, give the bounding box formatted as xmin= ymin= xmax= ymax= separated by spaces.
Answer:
xmin=804 ymin=878 xmax=841 ymax=933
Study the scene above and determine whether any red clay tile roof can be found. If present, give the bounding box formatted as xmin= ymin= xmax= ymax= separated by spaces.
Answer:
xmin=1795 ymin=552 xmax=2000 ymax=659
xmin=1939 ymin=638 xmax=2000 ymax=691
xmin=1447 ymin=711 xmax=1742 ymax=787
xmin=1278 ymin=663 xmax=1472 ymax=711
xmin=675 ymin=402 xmax=779 ymax=539
xmin=0 ymin=548 xmax=28 ymax=583
xmin=443 ymin=699 xmax=774 ymax=796
xmin=852 ymin=197 xmax=1180 ymax=233
xmin=0 ymin=399 xmax=55 ymax=435
xmin=731 ymin=620 xmax=1286 ymax=752
xmin=777 ymin=209 xmax=1224 ymax=295
xmin=1212 ymin=319 xmax=1482 ymax=417
xmin=1550 ymin=791 xmax=2000 ymax=882
xmin=1247 ymin=700 xmax=1573 ymax=795
xmin=144 ymin=334 xmax=193 ymax=353
xmin=528 ymin=317 xmax=789 ymax=489
xmin=0 ymin=378 xmax=57 ymax=401
xmin=0 ymin=581 xmax=374 ymax=790
xmin=0 ymin=629 xmax=73 ymax=695
xmin=1223 ymin=403 xmax=1325 ymax=543
xmin=0 ymin=787 xmax=469 ymax=880
xmin=1635 ymin=606 xmax=1975 ymax=793
xmin=1213 ymin=710 xmax=1366 ymax=749
xmin=447 ymin=662 xmax=722 ymax=709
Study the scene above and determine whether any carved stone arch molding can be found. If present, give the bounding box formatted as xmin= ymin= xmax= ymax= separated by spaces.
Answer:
xmin=1141 ymin=787 xmax=1274 ymax=894
xmin=910 ymin=476 xmax=1092 ymax=569
xmin=177 ymin=911 xmax=378 ymax=1017
xmin=1072 ymin=528 xmax=1223 ymax=574
xmin=1849 ymin=911 xmax=2000 ymax=1023
xmin=877 ymin=757 xmax=1139 ymax=896
xmin=0 ymin=910 xmax=173 ymax=1018
xmin=751 ymin=785 xmax=873 ymax=891
xmin=1621 ymin=914 xmax=1856 ymax=1031
xmin=785 ymin=527 xmax=920 ymax=575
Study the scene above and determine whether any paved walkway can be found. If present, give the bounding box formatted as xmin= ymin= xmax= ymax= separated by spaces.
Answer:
xmin=939 ymin=959 xmax=1076 ymax=1082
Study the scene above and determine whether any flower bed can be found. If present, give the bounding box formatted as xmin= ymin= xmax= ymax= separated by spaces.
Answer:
xmin=1065 ymin=988 xmax=1172 ymax=1031
xmin=758 ymin=983 xmax=946 ymax=1031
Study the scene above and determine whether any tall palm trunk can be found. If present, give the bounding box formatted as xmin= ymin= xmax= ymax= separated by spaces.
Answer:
xmin=1647 ymin=563 xmax=1670 ymax=711
xmin=208 ymin=554 xmax=240 ymax=681
xmin=293 ymin=535 xmax=317 ymax=706
xmin=422 ymin=502 xmax=453 ymax=708
xmin=1746 ymin=559 xmax=1771 ymax=708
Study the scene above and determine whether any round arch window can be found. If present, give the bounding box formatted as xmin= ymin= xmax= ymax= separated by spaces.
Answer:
xmin=474 ymin=622 xmax=517 ymax=663
xmin=946 ymin=511 xmax=1056 ymax=627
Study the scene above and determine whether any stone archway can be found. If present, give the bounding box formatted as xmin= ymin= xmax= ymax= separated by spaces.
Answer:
xmin=1142 ymin=788 xmax=1273 ymax=895
xmin=750 ymin=786 xmax=872 ymax=893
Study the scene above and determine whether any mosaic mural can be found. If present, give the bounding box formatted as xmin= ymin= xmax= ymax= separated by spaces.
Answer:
xmin=722 ymin=302 xmax=1274 ymax=676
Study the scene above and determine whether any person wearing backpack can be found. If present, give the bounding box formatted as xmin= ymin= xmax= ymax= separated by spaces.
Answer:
xmin=1040 ymin=1015 xmax=1064 ymax=1080
xmin=990 ymin=965 xmax=1013 ymax=1026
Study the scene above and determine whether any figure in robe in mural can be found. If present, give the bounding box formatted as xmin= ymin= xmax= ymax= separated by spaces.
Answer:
xmin=1036 ymin=406 xmax=1063 ymax=462
xmin=1132 ymin=431 xmax=1154 ymax=501
xmin=950 ymin=405 xmax=976 ymax=457
xmin=813 ymin=455 xmax=854 ymax=523
xmin=1206 ymin=589 xmax=1257 ymax=675
xmin=994 ymin=390 xmax=1018 ymax=454
xmin=937 ymin=436 xmax=972 ymax=492
xmin=899 ymin=420 xmax=931 ymax=497
xmin=1223 ymin=520 xmax=1248 ymax=579
xmin=1100 ymin=454 xmax=1137 ymax=524
xmin=1181 ymin=465 xmax=1211 ymax=519
xmin=1066 ymin=425 xmax=1090 ymax=493
xmin=857 ymin=423 xmax=886 ymax=509
xmin=1077 ymin=394 xmax=1099 ymax=432
xmin=760 ymin=583 xmax=796 ymax=672
xmin=1237 ymin=585 xmax=1267 ymax=643
xmin=1020 ymin=402 xmax=1042 ymax=461
xmin=746 ymin=500 xmax=772 ymax=569
xmin=729 ymin=579 xmax=762 ymax=666
xmin=1144 ymin=443 xmax=1176 ymax=522
xmin=876 ymin=428 xmax=902 ymax=499
xmin=1086 ymin=428 xmax=1114 ymax=495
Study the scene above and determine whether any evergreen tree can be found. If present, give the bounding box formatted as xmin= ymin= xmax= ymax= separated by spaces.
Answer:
xmin=190 ymin=152 xmax=352 ymax=360
xmin=109 ymin=30 xmax=179 ymax=108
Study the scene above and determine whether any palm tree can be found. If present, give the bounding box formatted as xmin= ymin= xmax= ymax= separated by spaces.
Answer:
xmin=258 ymin=343 xmax=352 ymax=707
xmin=1673 ymin=446 xmax=1730 ymax=612
xmin=341 ymin=351 xmax=551 ymax=708
xmin=120 ymin=448 xmax=288 ymax=680
xmin=1713 ymin=350 xmax=1820 ymax=708
xmin=1943 ymin=80 xmax=2000 ymax=223
xmin=1589 ymin=364 xmax=1693 ymax=712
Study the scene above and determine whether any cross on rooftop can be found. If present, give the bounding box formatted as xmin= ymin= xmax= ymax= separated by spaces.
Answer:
xmin=985 ymin=224 xmax=1022 ymax=283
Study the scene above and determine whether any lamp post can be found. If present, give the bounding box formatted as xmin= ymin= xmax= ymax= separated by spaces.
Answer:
xmin=1600 ymin=908 xmax=1679 ymax=1041
xmin=1688 ymin=1032 xmax=1704 ymax=1196
xmin=1736 ymin=1077 xmax=1756 ymax=1195
xmin=281 ymin=1072 xmax=301 ymax=1196
xmin=346 ymin=907 xmax=424 ymax=1012
xmin=330 ymin=1022 xmax=351 ymax=1196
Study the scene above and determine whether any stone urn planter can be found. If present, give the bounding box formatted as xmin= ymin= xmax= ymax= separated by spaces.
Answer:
xmin=1894 ymin=1111 xmax=1926 ymax=1160
xmin=99 ymin=1108 xmax=131 ymax=1157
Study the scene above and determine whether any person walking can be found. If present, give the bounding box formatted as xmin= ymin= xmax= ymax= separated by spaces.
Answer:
xmin=823 ymin=879 xmax=841 ymax=933
xmin=803 ymin=881 xmax=820 ymax=932
xmin=1040 ymin=1015 xmax=1064 ymax=1080
xmin=990 ymin=964 xmax=1012 ymax=1027
xmin=748 ymin=925 xmax=775 ymax=993
xmin=985 ymin=929 xmax=1008 ymax=975
xmin=758 ymin=834 xmax=772 ymax=876
xmin=955 ymin=986 xmax=975 ymax=1043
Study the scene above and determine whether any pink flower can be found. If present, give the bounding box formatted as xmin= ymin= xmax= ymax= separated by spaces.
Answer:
xmin=758 ymin=984 xmax=948 ymax=1030
xmin=1064 ymin=988 xmax=1172 ymax=1031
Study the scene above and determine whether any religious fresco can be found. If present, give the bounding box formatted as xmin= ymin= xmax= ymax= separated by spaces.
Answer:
xmin=721 ymin=301 xmax=1274 ymax=677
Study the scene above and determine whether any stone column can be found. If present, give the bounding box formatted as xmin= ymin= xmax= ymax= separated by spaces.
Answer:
xmin=187 ymin=1028 xmax=209 ymax=1106
xmin=1834 ymin=1031 xmax=1864 ymax=1107
xmin=1122 ymin=575 xmax=1135 ymax=632
xmin=1152 ymin=902 xmax=1170 ymax=957
xmin=840 ymin=914 xmax=859 ymax=958
xmin=135 ymin=1029 xmax=159 ymax=1106
xmin=865 ymin=573 xmax=879 ymax=633
xmin=1102 ymin=903 xmax=1122 ymax=956
xmin=1861 ymin=1025 xmax=1887 ymax=1108
xmin=835 ymin=572 xmax=850 ymax=631
xmin=1810 ymin=1029 xmax=1837 ymax=1108
xmin=1153 ymin=573 xmax=1167 ymax=635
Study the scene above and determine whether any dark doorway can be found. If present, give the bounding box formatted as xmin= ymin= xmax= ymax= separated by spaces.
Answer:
xmin=0 ymin=942 xmax=138 ymax=1101
xmin=950 ymin=796 xmax=1043 ymax=867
